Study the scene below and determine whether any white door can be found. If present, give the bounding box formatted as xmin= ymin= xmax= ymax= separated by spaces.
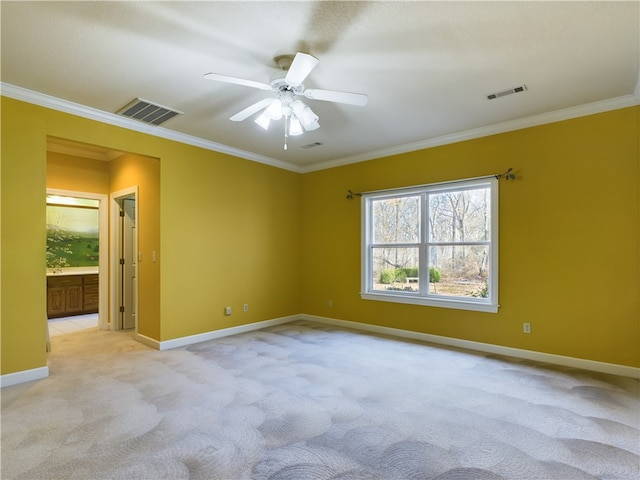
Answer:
xmin=120 ymin=197 xmax=136 ymax=330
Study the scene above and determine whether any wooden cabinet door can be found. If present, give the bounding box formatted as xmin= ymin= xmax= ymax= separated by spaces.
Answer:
xmin=82 ymin=275 xmax=99 ymax=313
xmin=47 ymin=287 xmax=66 ymax=317
xmin=65 ymin=285 xmax=83 ymax=313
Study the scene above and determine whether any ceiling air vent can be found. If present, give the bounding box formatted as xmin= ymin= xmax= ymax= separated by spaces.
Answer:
xmin=117 ymin=98 xmax=182 ymax=125
xmin=301 ymin=142 xmax=324 ymax=149
xmin=487 ymin=85 xmax=527 ymax=100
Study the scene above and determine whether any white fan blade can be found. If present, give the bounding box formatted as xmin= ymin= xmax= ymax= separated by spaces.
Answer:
xmin=285 ymin=52 xmax=319 ymax=86
xmin=229 ymin=98 xmax=274 ymax=122
xmin=303 ymin=89 xmax=368 ymax=107
xmin=204 ymin=72 xmax=272 ymax=91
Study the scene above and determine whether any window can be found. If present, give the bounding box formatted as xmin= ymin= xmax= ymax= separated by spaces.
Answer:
xmin=362 ymin=177 xmax=498 ymax=313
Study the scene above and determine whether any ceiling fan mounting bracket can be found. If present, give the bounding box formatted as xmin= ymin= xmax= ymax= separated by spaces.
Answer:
xmin=273 ymin=54 xmax=295 ymax=71
xmin=270 ymin=54 xmax=304 ymax=93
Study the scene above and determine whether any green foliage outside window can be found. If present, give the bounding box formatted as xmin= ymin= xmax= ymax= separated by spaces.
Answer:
xmin=379 ymin=267 xmax=440 ymax=284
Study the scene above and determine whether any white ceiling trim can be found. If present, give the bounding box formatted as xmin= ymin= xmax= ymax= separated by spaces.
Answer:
xmin=306 ymin=91 xmax=640 ymax=173
xmin=2 ymin=81 xmax=638 ymax=175
xmin=0 ymin=82 xmax=302 ymax=173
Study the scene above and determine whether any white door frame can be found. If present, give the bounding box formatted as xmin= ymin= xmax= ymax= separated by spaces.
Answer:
xmin=46 ymin=188 xmax=109 ymax=330
xmin=110 ymin=186 xmax=139 ymax=332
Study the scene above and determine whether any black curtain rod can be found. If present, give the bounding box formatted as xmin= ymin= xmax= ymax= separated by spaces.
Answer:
xmin=346 ymin=168 xmax=516 ymax=199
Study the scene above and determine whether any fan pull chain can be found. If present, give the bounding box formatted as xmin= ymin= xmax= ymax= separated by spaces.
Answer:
xmin=283 ymin=116 xmax=289 ymax=150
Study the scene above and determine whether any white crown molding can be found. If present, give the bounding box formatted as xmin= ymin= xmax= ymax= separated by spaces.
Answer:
xmin=0 ymin=82 xmax=303 ymax=173
xmin=301 ymin=91 xmax=640 ymax=173
xmin=2 ymin=82 xmax=637 ymax=175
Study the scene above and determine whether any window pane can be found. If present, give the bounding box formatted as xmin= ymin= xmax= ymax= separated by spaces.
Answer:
xmin=429 ymin=245 xmax=489 ymax=298
xmin=371 ymin=247 xmax=419 ymax=293
xmin=429 ymin=188 xmax=491 ymax=243
xmin=372 ymin=196 xmax=420 ymax=244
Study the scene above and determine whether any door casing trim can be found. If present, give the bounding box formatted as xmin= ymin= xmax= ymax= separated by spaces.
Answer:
xmin=110 ymin=186 xmax=139 ymax=332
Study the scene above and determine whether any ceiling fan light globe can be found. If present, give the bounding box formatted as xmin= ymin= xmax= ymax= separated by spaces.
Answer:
xmin=265 ymin=99 xmax=283 ymax=120
xmin=289 ymin=116 xmax=304 ymax=136
xmin=291 ymin=101 xmax=319 ymax=129
xmin=291 ymin=100 xmax=306 ymax=116
xmin=301 ymin=106 xmax=318 ymax=126
xmin=303 ymin=120 xmax=320 ymax=131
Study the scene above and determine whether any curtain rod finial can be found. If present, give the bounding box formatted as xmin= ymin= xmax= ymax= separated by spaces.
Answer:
xmin=496 ymin=167 xmax=516 ymax=181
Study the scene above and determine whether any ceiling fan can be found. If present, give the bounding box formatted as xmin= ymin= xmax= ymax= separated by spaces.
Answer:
xmin=205 ymin=52 xmax=368 ymax=150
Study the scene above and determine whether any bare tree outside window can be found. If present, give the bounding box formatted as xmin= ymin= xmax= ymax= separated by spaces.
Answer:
xmin=371 ymin=196 xmax=420 ymax=292
xmin=429 ymin=187 xmax=490 ymax=298
xmin=363 ymin=178 xmax=498 ymax=312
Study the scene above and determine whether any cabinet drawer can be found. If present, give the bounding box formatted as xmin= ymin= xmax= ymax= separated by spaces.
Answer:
xmin=48 ymin=276 xmax=82 ymax=287
xmin=83 ymin=274 xmax=99 ymax=285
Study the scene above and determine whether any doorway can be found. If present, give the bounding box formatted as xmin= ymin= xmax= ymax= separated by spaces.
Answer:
xmin=46 ymin=189 xmax=109 ymax=332
xmin=111 ymin=187 xmax=138 ymax=331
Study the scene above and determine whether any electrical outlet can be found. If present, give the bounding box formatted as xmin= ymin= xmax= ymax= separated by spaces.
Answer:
xmin=523 ymin=322 xmax=531 ymax=334
xmin=327 ymin=299 xmax=333 ymax=307
xmin=243 ymin=304 xmax=249 ymax=312
xmin=224 ymin=306 xmax=232 ymax=316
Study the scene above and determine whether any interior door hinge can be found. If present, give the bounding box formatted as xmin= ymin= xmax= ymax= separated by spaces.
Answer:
xmin=120 ymin=210 xmax=125 ymax=217
xmin=119 ymin=258 xmax=125 ymax=265
xmin=119 ymin=306 xmax=125 ymax=313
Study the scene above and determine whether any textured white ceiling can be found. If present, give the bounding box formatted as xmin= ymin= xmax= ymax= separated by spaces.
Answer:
xmin=1 ymin=1 xmax=638 ymax=172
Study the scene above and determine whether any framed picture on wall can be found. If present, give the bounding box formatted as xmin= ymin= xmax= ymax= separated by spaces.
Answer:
xmin=46 ymin=196 xmax=99 ymax=269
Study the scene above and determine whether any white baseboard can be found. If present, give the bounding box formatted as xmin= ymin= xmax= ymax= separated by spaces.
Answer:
xmin=4 ymin=313 xmax=636 ymax=387
xmin=153 ymin=315 xmax=299 ymax=350
xmin=135 ymin=333 xmax=161 ymax=350
xmin=0 ymin=366 xmax=49 ymax=388
xmin=301 ymin=314 xmax=640 ymax=379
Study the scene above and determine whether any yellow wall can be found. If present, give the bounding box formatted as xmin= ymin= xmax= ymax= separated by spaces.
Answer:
xmin=158 ymin=143 xmax=301 ymax=340
xmin=301 ymin=106 xmax=639 ymax=367
xmin=110 ymin=153 xmax=161 ymax=339
xmin=1 ymin=95 xmax=637 ymax=378
xmin=1 ymin=101 xmax=48 ymax=375
xmin=1 ymin=97 xmax=301 ymax=375
xmin=47 ymin=151 xmax=110 ymax=194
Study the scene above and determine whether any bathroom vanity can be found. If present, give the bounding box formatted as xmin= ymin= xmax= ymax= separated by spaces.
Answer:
xmin=47 ymin=272 xmax=99 ymax=318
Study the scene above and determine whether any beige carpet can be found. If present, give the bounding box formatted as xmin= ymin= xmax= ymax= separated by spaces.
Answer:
xmin=1 ymin=320 xmax=638 ymax=479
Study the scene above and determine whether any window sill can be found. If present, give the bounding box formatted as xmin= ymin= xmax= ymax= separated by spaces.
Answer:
xmin=361 ymin=291 xmax=499 ymax=313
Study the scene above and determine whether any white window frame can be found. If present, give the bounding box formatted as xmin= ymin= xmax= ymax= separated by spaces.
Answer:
xmin=361 ymin=177 xmax=499 ymax=313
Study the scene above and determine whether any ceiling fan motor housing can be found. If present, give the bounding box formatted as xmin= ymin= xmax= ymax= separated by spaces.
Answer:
xmin=205 ymin=51 xmax=367 ymax=140
xmin=270 ymin=77 xmax=304 ymax=94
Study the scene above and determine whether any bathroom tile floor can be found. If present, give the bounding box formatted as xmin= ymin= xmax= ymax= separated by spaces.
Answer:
xmin=48 ymin=314 xmax=99 ymax=337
